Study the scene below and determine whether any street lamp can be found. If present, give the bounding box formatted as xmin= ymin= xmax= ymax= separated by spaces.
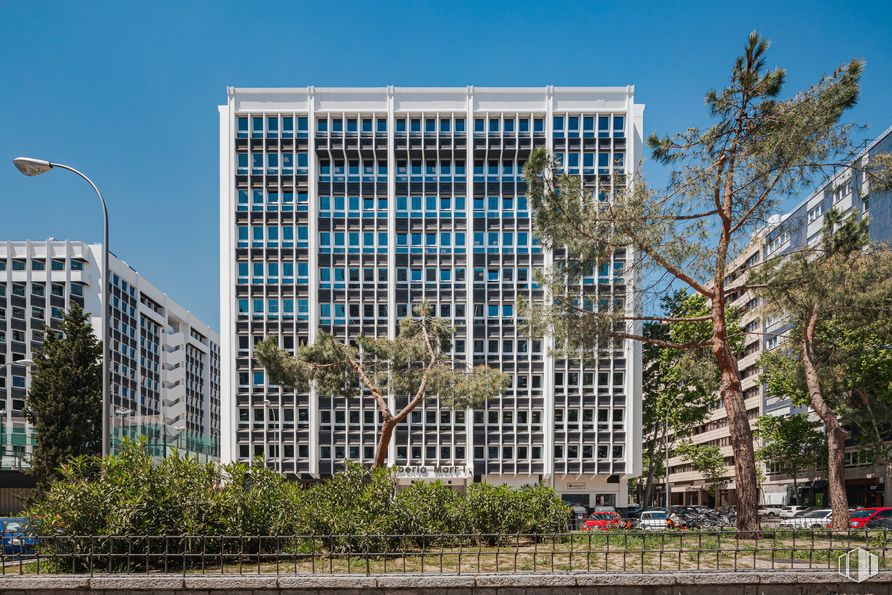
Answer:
xmin=161 ymin=424 xmax=187 ymax=458
xmin=0 ymin=359 xmax=34 ymax=372
xmin=13 ymin=157 xmax=110 ymax=457
xmin=263 ymin=399 xmax=281 ymax=472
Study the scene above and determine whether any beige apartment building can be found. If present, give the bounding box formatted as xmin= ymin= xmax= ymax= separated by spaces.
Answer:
xmin=658 ymin=125 xmax=892 ymax=508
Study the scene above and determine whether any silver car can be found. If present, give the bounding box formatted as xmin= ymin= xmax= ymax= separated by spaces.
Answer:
xmin=779 ymin=509 xmax=832 ymax=529
xmin=778 ymin=505 xmax=811 ymax=519
xmin=637 ymin=510 xmax=668 ymax=530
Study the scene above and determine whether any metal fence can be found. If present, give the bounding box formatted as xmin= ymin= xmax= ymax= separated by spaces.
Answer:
xmin=1 ymin=530 xmax=889 ymax=576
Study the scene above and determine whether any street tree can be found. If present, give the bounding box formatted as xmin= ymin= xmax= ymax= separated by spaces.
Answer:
xmin=674 ymin=441 xmax=728 ymax=499
xmin=25 ymin=303 xmax=103 ymax=490
xmin=757 ymin=213 xmax=892 ymax=526
xmin=641 ymin=290 xmax=721 ymax=506
xmin=755 ymin=413 xmax=825 ymax=506
xmin=256 ymin=303 xmax=509 ymax=467
xmin=524 ymin=31 xmax=884 ymax=532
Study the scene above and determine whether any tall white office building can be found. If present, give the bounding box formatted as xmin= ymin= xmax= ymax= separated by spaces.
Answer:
xmin=0 ymin=240 xmax=221 ymax=468
xmin=220 ymin=87 xmax=643 ymax=507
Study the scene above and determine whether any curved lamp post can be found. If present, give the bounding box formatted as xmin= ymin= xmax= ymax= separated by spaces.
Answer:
xmin=0 ymin=359 xmax=34 ymax=372
xmin=12 ymin=157 xmax=110 ymax=457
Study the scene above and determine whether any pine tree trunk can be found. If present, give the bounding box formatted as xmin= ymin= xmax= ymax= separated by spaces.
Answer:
xmin=802 ymin=308 xmax=849 ymax=528
xmin=373 ymin=420 xmax=396 ymax=468
xmin=712 ymin=316 xmax=760 ymax=534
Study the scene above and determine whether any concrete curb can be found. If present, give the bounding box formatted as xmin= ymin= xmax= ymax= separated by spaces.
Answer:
xmin=0 ymin=570 xmax=889 ymax=591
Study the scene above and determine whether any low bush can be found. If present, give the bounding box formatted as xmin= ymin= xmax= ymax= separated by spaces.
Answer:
xmin=391 ymin=480 xmax=464 ymax=539
xmin=28 ymin=439 xmax=571 ymax=548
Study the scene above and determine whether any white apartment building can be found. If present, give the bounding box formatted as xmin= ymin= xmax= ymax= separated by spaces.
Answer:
xmin=220 ymin=86 xmax=644 ymax=507
xmin=663 ymin=124 xmax=892 ymax=507
xmin=0 ymin=240 xmax=221 ymax=468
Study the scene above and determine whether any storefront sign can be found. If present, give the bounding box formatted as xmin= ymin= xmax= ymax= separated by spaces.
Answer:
xmin=392 ymin=465 xmax=471 ymax=479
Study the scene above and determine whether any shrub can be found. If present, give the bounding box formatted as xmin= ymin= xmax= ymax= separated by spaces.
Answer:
xmin=390 ymin=480 xmax=464 ymax=538
xmin=296 ymin=462 xmax=398 ymax=552
xmin=28 ymin=441 xmax=571 ymax=555
xmin=218 ymin=461 xmax=304 ymax=535
xmin=28 ymin=439 xmax=226 ymax=537
xmin=511 ymin=484 xmax=573 ymax=534
xmin=461 ymin=482 xmax=518 ymax=537
xmin=459 ymin=482 xmax=570 ymax=542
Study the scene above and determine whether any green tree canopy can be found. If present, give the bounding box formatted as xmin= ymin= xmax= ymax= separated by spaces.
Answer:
xmin=756 ymin=212 xmax=892 ymax=526
xmin=640 ymin=290 xmax=730 ymax=505
xmin=755 ymin=413 xmax=826 ymax=502
xmin=675 ymin=441 xmax=728 ymax=497
xmin=256 ymin=302 xmax=509 ymax=467
xmin=523 ymin=31 xmax=889 ymax=532
xmin=25 ymin=303 xmax=102 ymax=490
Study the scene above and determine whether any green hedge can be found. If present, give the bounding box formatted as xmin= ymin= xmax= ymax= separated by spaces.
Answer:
xmin=28 ymin=439 xmax=570 ymax=540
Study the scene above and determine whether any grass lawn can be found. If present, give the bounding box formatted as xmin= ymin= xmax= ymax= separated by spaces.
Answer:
xmin=1 ymin=529 xmax=886 ymax=575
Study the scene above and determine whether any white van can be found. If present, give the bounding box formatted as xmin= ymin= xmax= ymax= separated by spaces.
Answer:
xmin=637 ymin=510 xmax=668 ymax=530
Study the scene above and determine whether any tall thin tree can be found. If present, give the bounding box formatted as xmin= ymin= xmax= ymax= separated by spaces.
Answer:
xmin=640 ymin=291 xmax=721 ymax=506
xmin=757 ymin=213 xmax=892 ymax=527
xmin=26 ymin=303 xmax=103 ymax=490
xmin=524 ymin=32 xmax=884 ymax=531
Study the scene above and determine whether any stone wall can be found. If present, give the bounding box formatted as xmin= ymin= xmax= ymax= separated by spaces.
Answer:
xmin=1 ymin=571 xmax=890 ymax=593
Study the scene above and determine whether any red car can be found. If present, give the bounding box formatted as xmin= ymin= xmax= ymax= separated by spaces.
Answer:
xmin=850 ymin=507 xmax=892 ymax=528
xmin=582 ymin=511 xmax=621 ymax=531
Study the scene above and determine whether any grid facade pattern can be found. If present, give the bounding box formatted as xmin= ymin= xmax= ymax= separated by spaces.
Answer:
xmin=221 ymin=87 xmax=644 ymax=506
xmin=0 ymin=241 xmax=222 ymax=465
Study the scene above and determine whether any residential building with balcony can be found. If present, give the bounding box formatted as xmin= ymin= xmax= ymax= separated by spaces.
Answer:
xmin=662 ymin=124 xmax=892 ymax=507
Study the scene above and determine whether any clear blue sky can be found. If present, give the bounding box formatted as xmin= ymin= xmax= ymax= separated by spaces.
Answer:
xmin=1 ymin=0 xmax=890 ymax=329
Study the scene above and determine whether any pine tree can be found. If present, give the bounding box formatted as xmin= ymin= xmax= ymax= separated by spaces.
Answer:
xmin=256 ymin=302 xmax=509 ymax=467
xmin=756 ymin=212 xmax=892 ymax=527
xmin=26 ymin=303 xmax=103 ymax=490
xmin=523 ymin=31 xmax=890 ymax=533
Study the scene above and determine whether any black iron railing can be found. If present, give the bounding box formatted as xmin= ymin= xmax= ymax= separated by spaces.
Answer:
xmin=0 ymin=529 xmax=888 ymax=575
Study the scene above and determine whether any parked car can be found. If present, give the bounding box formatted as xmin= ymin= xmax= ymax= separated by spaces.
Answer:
xmin=758 ymin=505 xmax=785 ymax=518
xmin=1 ymin=518 xmax=37 ymax=555
xmin=865 ymin=517 xmax=892 ymax=530
xmin=849 ymin=507 xmax=892 ymax=528
xmin=637 ymin=510 xmax=668 ymax=530
xmin=778 ymin=505 xmax=811 ymax=519
xmin=779 ymin=509 xmax=832 ymax=529
xmin=583 ymin=511 xmax=622 ymax=531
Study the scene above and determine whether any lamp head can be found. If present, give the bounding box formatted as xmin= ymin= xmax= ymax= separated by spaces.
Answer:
xmin=13 ymin=157 xmax=53 ymax=177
